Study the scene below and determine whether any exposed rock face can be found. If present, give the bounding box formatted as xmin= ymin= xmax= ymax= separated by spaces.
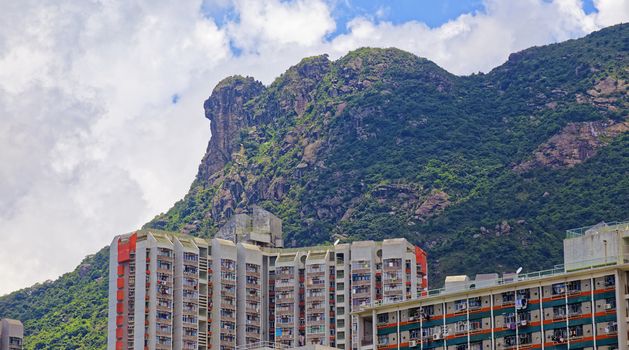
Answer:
xmin=197 ymin=77 xmax=264 ymax=180
xmin=515 ymin=120 xmax=629 ymax=172
xmin=414 ymin=190 xmax=450 ymax=221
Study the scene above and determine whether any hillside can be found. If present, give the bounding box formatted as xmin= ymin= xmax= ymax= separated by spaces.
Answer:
xmin=1 ymin=23 xmax=628 ymax=349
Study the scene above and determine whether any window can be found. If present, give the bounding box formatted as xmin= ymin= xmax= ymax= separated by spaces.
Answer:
xmin=422 ymin=305 xmax=435 ymax=316
xmin=377 ymin=314 xmax=389 ymax=324
xmin=504 ymin=313 xmax=516 ymax=328
xmin=568 ymin=303 xmax=582 ymax=316
xmin=337 ymin=307 xmax=345 ymax=315
xmin=504 ymin=335 xmax=517 ymax=346
xmin=455 ymin=321 xmax=468 ymax=332
xmin=469 ymin=297 xmax=481 ymax=309
xmin=519 ymin=333 xmax=532 ymax=345
xmin=569 ymin=325 xmax=583 ymax=338
xmin=553 ymin=306 xmax=566 ymax=319
xmin=502 ymin=292 xmax=515 ymax=303
xmin=552 ymin=329 xmax=567 ymax=343
xmin=516 ymin=289 xmax=530 ymax=299
xmin=567 ymin=280 xmax=581 ymax=293
xmin=604 ymin=275 xmax=615 ymax=286
xmin=454 ymin=299 xmax=467 ymax=311
xmin=552 ymin=283 xmax=566 ymax=295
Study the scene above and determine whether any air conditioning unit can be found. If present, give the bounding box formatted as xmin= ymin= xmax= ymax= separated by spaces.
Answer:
xmin=408 ymin=316 xmax=415 ymax=321
xmin=520 ymin=320 xmax=528 ymax=326
xmin=409 ymin=340 xmax=417 ymax=347
xmin=433 ymin=333 xmax=442 ymax=340
xmin=605 ymin=303 xmax=613 ymax=310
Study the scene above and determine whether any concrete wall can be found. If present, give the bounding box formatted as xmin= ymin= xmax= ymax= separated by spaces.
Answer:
xmin=564 ymin=229 xmax=622 ymax=270
xmin=107 ymin=237 xmax=119 ymax=350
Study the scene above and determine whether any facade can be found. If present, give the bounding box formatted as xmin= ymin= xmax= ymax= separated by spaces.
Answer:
xmin=0 ymin=318 xmax=23 ymax=350
xmin=108 ymin=207 xmax=428 ymax=350
xmin=355 ymin=221 xmax=629 ymax=350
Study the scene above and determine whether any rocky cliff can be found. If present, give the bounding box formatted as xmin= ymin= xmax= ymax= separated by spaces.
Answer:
xmin=148 ymin=24 xmax=628 ymax=279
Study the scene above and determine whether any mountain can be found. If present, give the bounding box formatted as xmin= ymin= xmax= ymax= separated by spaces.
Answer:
xmin=147 ymin=23 xmax=628 ymax=276
xmin=1 ymin=23 xmax=628 ymax=349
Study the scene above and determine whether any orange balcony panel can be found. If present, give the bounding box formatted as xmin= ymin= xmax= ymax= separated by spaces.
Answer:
xmin=117 ymin=265 xmax=124 ymax=276
xmin=116 ymin=302 xmax=124 ymax=313
xmin=117 ymin=277 xmax=124 ymax=289
xmin=117 ymin=290 xmax=124 ymax=301
xmin=116 ymin=315 xmax=124 ymax=326
xmin=116 ymin=341 xmax=124 ymax=350
xmin=116 ymin=327 xmax=123 ymax=339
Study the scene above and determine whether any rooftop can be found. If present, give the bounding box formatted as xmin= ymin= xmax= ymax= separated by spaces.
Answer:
xmin=358 ymin=252 xmax=629 ymax=313
xmin=565 ymin=220 xmax=629 ymax=238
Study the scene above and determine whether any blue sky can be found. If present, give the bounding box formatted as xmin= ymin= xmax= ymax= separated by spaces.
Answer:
xmin=204 ymin=0 xmax=601 ymax=36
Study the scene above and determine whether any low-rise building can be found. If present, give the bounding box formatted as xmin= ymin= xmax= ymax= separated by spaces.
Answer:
xmin=355 ymin=221 xmax=629 ymax=350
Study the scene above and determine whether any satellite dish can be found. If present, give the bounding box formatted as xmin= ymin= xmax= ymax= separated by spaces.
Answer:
xmin=334 ymin=239 xmax=340 ymax=246
xmin=516 ymin=267 xmax=523 ymax=274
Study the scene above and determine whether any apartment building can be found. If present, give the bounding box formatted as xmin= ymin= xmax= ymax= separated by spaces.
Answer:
xmin=0 ymin=318 xmax=23 ymax=350
xmin=355 ymin=221 xmax=629 ymax=350
xmin=108 ymin=207 xmax=428 ymax=350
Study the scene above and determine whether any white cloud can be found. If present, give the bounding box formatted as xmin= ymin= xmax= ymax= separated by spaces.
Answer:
xmin=0 ymin=0 xmax=627 ymax=295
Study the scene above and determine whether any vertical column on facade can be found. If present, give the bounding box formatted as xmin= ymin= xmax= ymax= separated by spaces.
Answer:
xmin=350 ymin=241 xmax=377 ymax=350
xmin=615 ymin=270 xmax=628 ymax=349
xmin=237 ymin=243 xmax=264 ymax=346
xmin=419 ymin=303 xmax=423 ymax=350
xmin=564 ymin=280 xmax=570 ymax=348
xmin=396 ymin=309 xmax=400 ymax=350
xmin=589 ymin=276 xmax=597 ymax=349
xmin=305 ymin=249 xmax=329 ymax=345
xmin=489 ymin=291 xmax=495 ymax=350
xmin=210 ymin=238 xmax=237 ymax=350
xmin=108 ymin=234 xmax=138 ymax=350
xmin=538 ymin=285 xmax=544 ymax=350
xmin=150 ymin=233 xmax=175 ymax=350
xmin=328 ymin=252 xmax=337 ymax=347
xmin=335 ymin=244 xmax=351 ymax=350
xmin=174 ymin=237 xmax=200 ymax=350
xmin=372 ymin=309 xmax=378 ymax=350
xmin=195 ymin=239 xmax=209 ymax=350
xmin=274 ymin=253 xmax=299 ymax=347
xmin=382 ymin=240 xmax=405 ymax=304
xmin=514 ymin=287 xmax=519 ymax=350
xmin=442 ymin=301 xmax=447 ymax=349
xmin=466 ymin=297 xmax=470 ymax=349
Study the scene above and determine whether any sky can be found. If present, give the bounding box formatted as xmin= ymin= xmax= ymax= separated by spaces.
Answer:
xmin=0 ymin=0 xmax=627 ymax=296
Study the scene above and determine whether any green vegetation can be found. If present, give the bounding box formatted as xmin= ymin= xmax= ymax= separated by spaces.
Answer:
xmin=0 ymin=248 xmax=109 ymax=349
xmin=0 ymin=24 xmax=627 ymax=349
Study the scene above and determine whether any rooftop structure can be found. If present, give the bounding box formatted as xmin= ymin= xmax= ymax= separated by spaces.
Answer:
xmin=0 ymin=319 xmax=23 ymax=350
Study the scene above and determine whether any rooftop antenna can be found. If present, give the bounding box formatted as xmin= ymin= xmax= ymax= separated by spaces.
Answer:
xmin=516 ymin=267 xmax=523 ymax=274
xmin=334 ymin=239 xmax=340 ymax=246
